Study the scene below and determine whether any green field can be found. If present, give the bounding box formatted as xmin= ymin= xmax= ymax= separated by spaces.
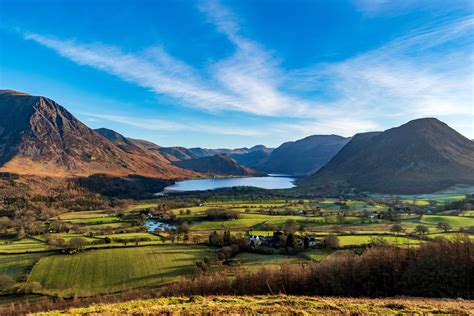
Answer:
xmin=190 ymin=213 xmax=361 ymax=231
xmin=302 ymin=249 xmax=334 ymax=261
xmin=337 ymin=235 xmax=421 ymax=247
xmin=28 ymin=245 xmax=212 ymax=297
xmin=0 ymin=253 xmax=43 ymax=279
xmin=53 ymin=210 xmax=110 ymax=220
xmin=420 ymin=215 xmax=474 ymax=227
xmin=2 ymin=194 xmax=473 ymax=304
xmin=0 ymin=238 xmax=50 ymax=254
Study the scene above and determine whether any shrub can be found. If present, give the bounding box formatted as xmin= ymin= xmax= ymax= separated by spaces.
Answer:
xmin=323 ymin=234 xmax=340 ymax=249
xmin=0 ymin=275 xmax=15 ymax=293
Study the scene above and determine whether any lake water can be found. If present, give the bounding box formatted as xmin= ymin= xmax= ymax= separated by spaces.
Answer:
xmin=164 ymin=175 xmax=296 ymax=192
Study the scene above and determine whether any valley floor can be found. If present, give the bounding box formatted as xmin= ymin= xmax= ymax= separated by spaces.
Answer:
xmin=33 ymin=295 xmax=474 ymax=315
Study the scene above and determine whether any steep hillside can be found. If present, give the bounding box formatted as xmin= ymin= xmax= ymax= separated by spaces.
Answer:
xmin=173 ymin=154 xmax=261 ymax=176
xmin=231 ymin=149 xmax=272 ymax=169
xmin=0 ymin=90 xmax=197 ymax=178
xmin=260 ymin=135 xmax=350 ymax=175
xmin=301 ymin=118 xmax=474 ymax=194
xmin=157 ymin=147 xmax=198 ymax=161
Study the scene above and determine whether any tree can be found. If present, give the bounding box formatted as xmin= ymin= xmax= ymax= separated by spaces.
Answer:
xmin=303 ymin=237 xmax=310 ymax=249
xmin=390 ymin=223 xmax=405 ymax=235
xmin=324 ymin=234 xmax=340 ymax=249
xmin=282 ymin=219 xmax=297 ymax=234
xmin=209 ymin=231 xmax=221 ymax=246
xmin=286 ymin=233 xmax=296 ymax=248
xmin=437 ymin=222 xmax=452 ymax=233
xmin=415 ymin=225 xmax=429 ymax=236
xmin=223 ymin=230 xmax=231 ymax=246
xmin=68 ymin=237 xmax=88 ymax=252
xmin=47 ymin=237 xmax=66 ymax=248
xmin=16 ymin=226 xmax=26 ymax=239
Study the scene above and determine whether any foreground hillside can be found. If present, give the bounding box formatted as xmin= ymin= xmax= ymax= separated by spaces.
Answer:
xmin=32 ymin=295 xmax=474 ymax=315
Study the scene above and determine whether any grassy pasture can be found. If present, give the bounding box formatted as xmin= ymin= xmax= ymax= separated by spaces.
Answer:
xmin=52 ymin=210 xmax=109 ymax=220
xmin=231 ymin=252 xmax=302 ymax=270
xmin=28 ymin=245 xmax=211 ymax=297
xmin=420 ymin=215 xmax=474 ymax=227
xmin=0 ymin=253 xmax=43 ymax=279
xmin=99 ymin=232 xmax=162 ymax=240
xmin=190 ymin=214 xmax=362 ymax=231
xmin=38 ymin=234 xmax=97 ymax=243
xmin=337 ymin=235 xmax=421 ymax=247
xmin=0 ymin=238 xmax=50 ymax=254
xmin=303 ymin=249 xmax=334 ymax=261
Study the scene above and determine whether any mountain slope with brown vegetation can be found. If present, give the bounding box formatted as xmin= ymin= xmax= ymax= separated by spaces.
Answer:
xmin=0 ymin=90 xmax=197 ymax=178
xmin=173 ymin=154 xmax=261 ymax=176
xmin=300 ymin=118 xmax=474 ymax=194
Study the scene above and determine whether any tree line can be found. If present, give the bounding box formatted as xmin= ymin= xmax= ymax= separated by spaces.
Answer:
xmin=161 ymin=236 xmax=473 ymax=298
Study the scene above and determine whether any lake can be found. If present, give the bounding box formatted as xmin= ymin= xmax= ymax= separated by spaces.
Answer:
xmin=163 ymin=175 xmax=296 ymax=192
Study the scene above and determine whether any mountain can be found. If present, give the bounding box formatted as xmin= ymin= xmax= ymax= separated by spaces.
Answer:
xmin=172 ymin=154 xmax=261 ymax=176
xmin=188 ymin=145 xmax=271 ymax=158
xmin=0 ymin=90 xmax=197 ymax=178
xmin=258 ymin=135 xmax=350 ymax=175
xmin=157 ymin=147 xmax=198 ymax=162
xmin=231 ymin=148 xmax=273 ymax=170
xmin=301 ymin=118 xmax=474 ymax=194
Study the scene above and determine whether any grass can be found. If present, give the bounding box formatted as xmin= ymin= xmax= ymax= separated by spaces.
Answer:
xmin=303 ymin=249 xmax=334 ymax=261
xmin=52 ymin=210 xmax=109 ymax=220
xmin=99 ymin=232 xmax=162 ymax=240
xmin=0 ymin=238 xmax=50 ymax=254
xmin=190 ymin=214 xmax=361 ymax=231
xmin=33 ymin=295 xmax=474 ymax=315
xmin=337 ymin=235 xmax=421 ymax=247
xmin=0 ymin=253 xmax=43 ymax=279
xmin=28 ymin=245 xmax=212 ymax=297
xmin=420 ymin=215 xmax=474 ymax=227
xmin=38 ymin=234 xmax=97 ymax=243
xmin=231 ymin=252 xmax=301 ymax=269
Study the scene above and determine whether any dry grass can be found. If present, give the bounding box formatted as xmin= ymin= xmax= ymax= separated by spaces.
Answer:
xmin=35 ymin=295 xmax=474 ymax=315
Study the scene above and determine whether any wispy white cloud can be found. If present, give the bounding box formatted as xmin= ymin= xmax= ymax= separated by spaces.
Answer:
xmin=82 ymin=112 xmax=267 ymax=137
xmin=23 ymin=1 xmax=473 ymax=139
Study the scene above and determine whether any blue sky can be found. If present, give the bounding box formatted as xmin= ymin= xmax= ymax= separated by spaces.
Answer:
xmin=0 ymin=0 xmax=472 ymax=148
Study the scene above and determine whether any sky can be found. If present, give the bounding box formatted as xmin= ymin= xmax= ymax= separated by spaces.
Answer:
xmin=0 ymin=0 xmax=473 ymax=148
